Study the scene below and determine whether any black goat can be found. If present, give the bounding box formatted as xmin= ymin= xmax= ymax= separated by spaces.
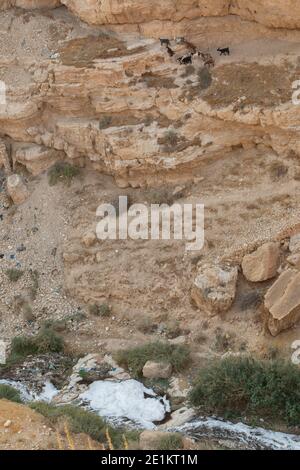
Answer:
xmin=217 ymin=47 xmax=230 ymax=56
xmin=166 ymin=46 xmax=175 ymax=57
xmin=160 ymin=38 xmax=171 ymax=47
xmin=177 ymin=54 xmax=193 ymax=65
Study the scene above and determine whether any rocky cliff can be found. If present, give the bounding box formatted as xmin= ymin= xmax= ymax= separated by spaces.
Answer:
xmin=1 ymin=4 xmax=300 ymax=187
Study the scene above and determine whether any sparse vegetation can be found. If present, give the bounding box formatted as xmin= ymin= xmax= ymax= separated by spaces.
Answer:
xmin=157 ymin=433 xmax=183 ymax=450
xmin=48 ymin=162 xmax=80 ymax=186
xmin=30 ymin=402 xmax=131 ymax=448
xmin=0 ymin=384 xmax=22 ymax=403
xmin=198 ymin=67 xmax=212 ymax=89
xmin=190 ymin=357 xmax=300 ymax=425
xmin=9 ymin=326 xmax=64 ymax=362
xmin=213 ymin=327 xmax=235 ymax=353
xmin=88 ymin=303 xmax=111 ymax=317
xmin=136 ymin=316 xmax=156 ymax=334
xmin=115 ymin=341 xmax=190 ymax=378
xmin=99 ymin=115 xmax=112 ymax=129
xmin=6 ymin=268 xmax=23 ymax=282
xmin=29 ymin=269 xmax=39 ymax=300
xmin=269 ymin=162 xmax=288 ymax=181
xmin=162 ymin=129 xmax=179 ymax=147
xmin=239 ymin=291 xmax=263 ymax=311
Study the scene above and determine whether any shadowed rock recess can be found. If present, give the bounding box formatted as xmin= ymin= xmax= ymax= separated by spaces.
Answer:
xmin=1 ymin=0 xmax=300 ymax=451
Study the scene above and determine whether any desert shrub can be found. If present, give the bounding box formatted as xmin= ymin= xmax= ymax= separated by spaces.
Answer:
xmin=163 ymin=129 xmax=179 ymax=147
xmin=99 ymin=115 xmax=112 ymax=129
xmin=0 ymin=384 xmax=22 ymax=403
xmin=48 ymin=162 xmax=80 ymax=186
xmin=6 ymin=268 xmax=23 ymax=282
xmin=198 ymin=67 xmax=212 ymax=89
xmin=239 ymin=291 xmax=263 ymax=311
xmin=189 ymin=356 xmax=300 ymax=425
xmin=213 ymin=327 xmax=235 ymax=353
xmin=88 ymin=303 xmax=111 ymax=318
xmin=30 ymin=402 xmax=127 ymax=447
xmin=115 ymin=341 xmax=190 ymax=378
xmin=29 ymin=269 xmax=39 ymax=300
xmin=157 ymin=433 xmax=183 ymax=450
xmin=10 ymin=327 xmax=64 ymax=362
xmin=269 ymin=162 xmax=288 ymax=181
xmin=136 ymin=316 xmax=156 ymax=334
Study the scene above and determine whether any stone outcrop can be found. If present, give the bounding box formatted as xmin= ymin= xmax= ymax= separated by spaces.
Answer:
xmin=242 ymin=242 xmax=280 ymax=283
xmin=191 ymin=263 xmax=238 ymax=314
xmin=142 ymin=361 xmax=172 ymax=379
xmin=264 ymin=269 xmax=300 ymax=336
xmin=7 ymin=174 xmax=29 ymax=205
xmin=60 ymin=1 xmax=300 ymax=30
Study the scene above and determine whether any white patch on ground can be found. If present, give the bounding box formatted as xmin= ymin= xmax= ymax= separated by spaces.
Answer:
xmin=80 ymin=379 xmax=170 ymax=429
xmin=173 ymin=418 xmax=300 ymax=450
xmin=0 ymin=379 xmax=58 ymax=403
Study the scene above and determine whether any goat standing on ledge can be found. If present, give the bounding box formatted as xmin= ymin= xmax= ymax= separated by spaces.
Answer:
xmin=217 ymin=47 xmax=230 ymax=56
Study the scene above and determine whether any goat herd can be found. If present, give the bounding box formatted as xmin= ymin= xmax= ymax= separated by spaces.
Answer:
xmin=160 ymin=37 xmax=230 ymax=68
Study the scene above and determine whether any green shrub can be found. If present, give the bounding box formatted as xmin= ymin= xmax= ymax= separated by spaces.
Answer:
xmin=88 ymin=303 xmax=111 ymax=317
xmin=115 ymin=341 xmax=190 ymax=378
xmin=189 ymin=357 xmax=300 ymax=425
xmin=157 ymin=433 xmax=183 ymax=450
xmin=0 ymin=384 xmax=22 ymax=403
xmin=30 ymin=402 xmax=124 ymax=447
xmin=6 ymin=268 xmax=23 ymax=282
xmin=10 ymin=327 xmax=64 ymax=362
xmin=48 ymin=162 xmax=80 ymax=186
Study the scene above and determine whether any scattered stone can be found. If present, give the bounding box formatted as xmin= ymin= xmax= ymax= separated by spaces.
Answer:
xmin=264 ymin=268 xmax=300 ymax=336
xmin=7 ymin=174 xmax=29 ymax=205
xmin=287 ymin=253 xmax=300 ymax=268
xmin=143 ymin=361 xmax=172 ymax=379
xmin=242 ymin=242 xmax=280 ymax=283
xmin=81 ymin=231 xmax=96 ymax=248
xmin=159 ymin=407 xmax=196 ymax=430
xmin=191 ymin=263 xmax=238 ymax=314
xmin=3 ymin=420 xmax=12 ymax=428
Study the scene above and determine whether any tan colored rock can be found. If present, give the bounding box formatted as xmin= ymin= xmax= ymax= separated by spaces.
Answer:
xmin=242 ymin=242 xmax=280 ymax=283
xmin=287 ymin=253 xmax=300 ymax=269
xmin=81 ymin=231 xmax=97 ymax=248
xmin=142 ymin=361 xmax=172 ymax=379
xmin=139 ymin=430 xmax=182 ymax=450
xmin=7 ymin=174 xmax=29 ymax=205
xmin=191 ymin=263 xmax=238 ymax=314
xmin=14 ymin=145 xmax=63 ymax=176
xmin=289 ymin=233 xmax=300 ymax=253
xmin=264 ymin=269 xmax=300 ymax=336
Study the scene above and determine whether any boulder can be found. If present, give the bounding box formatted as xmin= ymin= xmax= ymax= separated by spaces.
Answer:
xmin=143 ymin=361 xmax=172 ymax=379
xmin=7 ymin=174 xmax=29 ymax=205
xmin=264 ymin=269 xmax=300 ymax=336
xmin=191 ymin=263 xmax=238 ymax=314
xmin=81 ymin=231 xmax=96 ymax=248
xmin=242 ymin=242 xmax=280 ymax=283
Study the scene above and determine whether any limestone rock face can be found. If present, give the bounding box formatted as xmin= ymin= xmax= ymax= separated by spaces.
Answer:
xmin=191 ymin=263 xmax=238 ymax=314
xmin=264 ymin=269 xmax=300 ymax=336
xmin=1 ymin=0 xmax=60 ymax=9
xmin=61 ymin=0 xmax=229 ymax=25
xmin=289 ymin=234 xmax=300 ymax=254
xmin=231 ymin=0 xmax=300 ymax=29
xmin=242 ymin=242 xmax=280 ymax=283
xmin=7 ymin=174 xmax=29 ymax=205
xmin=142 ymin=361 xmax=172 ymax=379
xmin=60 ymin=1 xmax=300 ymax=30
